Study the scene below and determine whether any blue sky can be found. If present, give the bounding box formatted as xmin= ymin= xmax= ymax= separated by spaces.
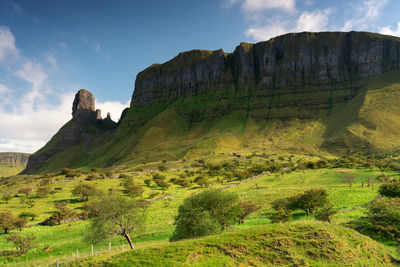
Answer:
xmin=1 ymin=0 xmax=400 ymax=153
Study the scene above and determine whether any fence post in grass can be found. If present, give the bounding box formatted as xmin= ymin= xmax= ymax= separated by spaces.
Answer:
xmin=77 ymin=248 xmax=79 ymax=259
xmin=109 ymin=241 xmax=111 ymax=252
xmin=91 ymin=244 xmax=94 ymax=256
xmin=122 ymin=243 xmax=124 ymax=251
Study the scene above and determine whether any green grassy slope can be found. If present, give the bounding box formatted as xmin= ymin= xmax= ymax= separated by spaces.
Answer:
xmin=29 ymin=69 xmax=400 ymax=173
xmin=77 ymin=221 xmax=395 ymax=266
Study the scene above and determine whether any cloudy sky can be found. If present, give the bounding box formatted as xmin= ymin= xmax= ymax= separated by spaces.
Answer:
xmin=1 ymin=0 xmax=400 ymax=153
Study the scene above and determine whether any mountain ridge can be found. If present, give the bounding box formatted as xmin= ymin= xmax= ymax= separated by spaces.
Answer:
xmin=23 ymin=31 xmax=400 ymax=173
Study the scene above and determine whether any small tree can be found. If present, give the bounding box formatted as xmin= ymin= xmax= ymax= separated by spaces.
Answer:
xmin=144 ymin=179 xmax=152 ymax=187
xmin=236 ymin=201 xmax=260 ymax=224
xmin=171 ymin=190 xmax=240 ymax=241
xmin=36 ymin=187 xmax=52 ymax=198
xmin=19 ymin=212 xmax=37 ymax=221
xmin=314 ymin=204 xmax=337 ymax=223
xmin=41 ymin=203 xmax=75 ymax=226
xmin=18 ymin=187 xmax=32 ymax=197
xmin=154 ymin=179 xmax=170 ymax=192
xmin=366 ymin=198 xmax=400 ymax=241
xmin=72 ymin=183 xmax=98 ymax=201
xmin=294 ymin=188 xmax=328 ymax=215
xmin=13 ymin=218 xmax=27 ymax=231
xmin=0 ymin=211 xmax=17 ymax=233
xmin=86 ymin=194 xmax=148 ymax=249
xmin=379 ymin=182 xmax=400 ymax=198
xmin=2 ymin=194 xmax=12 ymax=204
xmin=341 ymin=175 xmax=355 ymax=187
xmin=6 ymin=233 xmax=38 ymax=255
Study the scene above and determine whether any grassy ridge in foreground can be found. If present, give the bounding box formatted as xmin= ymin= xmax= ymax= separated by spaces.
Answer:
xmin=76 ymin=221 xmax=396 ymax=267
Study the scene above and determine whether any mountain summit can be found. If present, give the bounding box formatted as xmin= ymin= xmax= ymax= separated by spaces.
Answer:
xmin=23 ymin=31 xmax=400 ymax=173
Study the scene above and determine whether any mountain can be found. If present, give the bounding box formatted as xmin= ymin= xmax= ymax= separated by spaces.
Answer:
xmin=23 ymin=31 xmax=400 ymax=173
xmin=0 ymin=152 xmax=30 ymax=177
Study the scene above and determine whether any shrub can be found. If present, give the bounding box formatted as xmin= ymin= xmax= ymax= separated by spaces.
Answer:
xmin=36 ymin=186 xmax=53 ymax=198
xmin=18 ymin=187 xmax=32 ymax=196
xmin=194 ymin=176 xmax=212 ymax=188
xmin=294 ymin=189 xmax=329 ymax=215
xmin=5 ymin=233 xmax=38 ymax=255
xmin=154 ymin=179 xmax=170 ymax=192
xmin=144 ymin=179 xmax=152 ymax=187
xmin=71 ymin=183 xmax=98 ymax=201
xmin=171 ymin=190 xmax=240 ymax=241
xmin=41 ymin=204 xmax=75 ymax=226
xmin=314 ymin=204 xmax=337 ymax=223
xmin=19 ymin=212 xmax=37 ymax=221
xmin=379 ymin=182 xmax=400 ymax=198
xmin=236 ymin=201 xmax=260 ymax=224
xmin=365 ymin=198 xmax=400 ymax=241
xmin=271 ymin=209 xmax=292 ymax=223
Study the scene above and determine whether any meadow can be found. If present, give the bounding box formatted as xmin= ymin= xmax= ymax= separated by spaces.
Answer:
xmin=0 ymin=152 xmax=399 ymax=266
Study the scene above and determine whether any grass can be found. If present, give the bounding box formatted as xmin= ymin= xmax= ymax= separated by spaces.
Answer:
xmin=75 ymin=221 xmax=396 ymax=267
xmin=1 ymin=153 xmax=399 ymax=266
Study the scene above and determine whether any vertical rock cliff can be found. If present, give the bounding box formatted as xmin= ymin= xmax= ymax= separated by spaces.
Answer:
xmin=132 ymin=32 xmax=400 ymax=118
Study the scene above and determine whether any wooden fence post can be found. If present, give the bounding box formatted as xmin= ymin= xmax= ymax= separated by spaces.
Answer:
xmin=91 ymin=244 xmax=94 ymax=256
xmin=109 ymin=241 xmax=111 ymax=252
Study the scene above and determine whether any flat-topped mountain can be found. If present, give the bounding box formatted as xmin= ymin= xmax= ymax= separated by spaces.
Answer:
xmin=23 ymin=31 xmax=400 ymax=173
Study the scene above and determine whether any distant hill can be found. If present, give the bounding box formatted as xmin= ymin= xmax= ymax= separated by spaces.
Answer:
xmin=23 ymin=31 xmax=400 ymax=173
xmin=0 ymin=152 xmax=30 ymax=177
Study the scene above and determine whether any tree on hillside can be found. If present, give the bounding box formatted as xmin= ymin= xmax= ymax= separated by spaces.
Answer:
xmin=2 ymin=194 xmax=12 ymax=204
xmin=292 ymin=188 xmax=328 ymax=216
xmin=86 ymin=194 xmax=148 ymax=249
xmin=0 ymin=211 xmax=25 ymax=234
xmin=36 ymin=186 xmax=53 ymax=198
xmin=72 ymin=183 xmax=98 ymax=201
xmin=236 ymin=201 xmax=260 ymax=224
xmin=171 ymin=190 xmax=241 ymax=241
xmin=379 ymin=182 xmax=400 ymax=198
xmin=18 ymin=187 xmax=32 ymax=197
xmin=6 ymin=233 xmax=38 ymax=255
xmin=341 ymin=175 xmax=355 ymax=187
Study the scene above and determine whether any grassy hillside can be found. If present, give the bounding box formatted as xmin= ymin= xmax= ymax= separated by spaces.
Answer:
xmin=1 ymin=153 xmax=400 ymax=266
xmin=31 ymin=69 xmax=400 ymax=174
xmin=77 ymin=221 xmax=395 ymax=266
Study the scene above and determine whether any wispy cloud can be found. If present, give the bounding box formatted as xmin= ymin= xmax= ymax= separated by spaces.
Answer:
xmin=380 ymin=22 xmax=400 ymax=36
xmin=246 ymin=8 xmax=332 ymax=41
xmin=0 ymin=26 xmax=127 ymax=153
xmin=342 ymin=0 xmax=389 ymax=31
xmin=224 ymin=0 xmax=296 ymax=13
xmin=0 ymin=25 xmax=18 ymax=61
xmin=81 ymin=34 xmax=101 ymax=52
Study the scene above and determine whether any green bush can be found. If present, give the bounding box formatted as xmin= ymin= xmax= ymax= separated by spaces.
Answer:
xmin=379 ymin=182 xmax=400 ymax=198
xmin=171 ymin=190 xmax=240 ymax=241
xmin=365 ymin=198 xmax=400 ymax=241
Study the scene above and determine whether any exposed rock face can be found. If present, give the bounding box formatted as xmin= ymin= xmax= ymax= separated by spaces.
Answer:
xmin=23 ymin=89 xmax=118 ymax=173
xmin=72 ymin=89 xmax=96 ymax=121
xmin=0 ymin=152 xmax=30 ymax=167
xmin=96 ymin=109 xmax=102 ymax=120
xmin=132 ymin=32 xmax=400 ymax=110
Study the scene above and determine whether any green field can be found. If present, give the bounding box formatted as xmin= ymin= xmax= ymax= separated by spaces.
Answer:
xmin=1 ymin=153 xmax=399 ymax=266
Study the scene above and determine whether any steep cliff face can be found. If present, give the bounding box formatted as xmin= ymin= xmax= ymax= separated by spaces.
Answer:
xmin=132 ymin=32 xmax=400 ymax=113
xmin=22 ymin=32 xmax=400 ymax=173
xmin=0 ymin=152 xmax=30 ymax=167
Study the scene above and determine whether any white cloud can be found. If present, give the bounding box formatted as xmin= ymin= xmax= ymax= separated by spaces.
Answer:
xmin=0 ymin=26 xmax=127 ymax=153
xmin=96 ymin=100 xmax=129 ymax=122
xmin=0 ymin=84 xmax=9 ymax=94
xmin=246 ymin=8 xmax=332 ymax=41
xmin=380 ymin=22 xmax=400 ymax=37
xmin=342 ymin=0 xmax=389 ymax=31
xmin=0 ymin=26 xmax=18 ymax=61
xmin=242 ymin=0 xmax=296 ymax=13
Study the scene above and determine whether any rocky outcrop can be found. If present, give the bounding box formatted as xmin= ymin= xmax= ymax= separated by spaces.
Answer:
xmin=72 ymin=89 xmax=96 ymax=121
xmin=23 ymin=89 xmax=118 ymax=173
xmin=132 ymin=32 xmax=400 ymax=111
